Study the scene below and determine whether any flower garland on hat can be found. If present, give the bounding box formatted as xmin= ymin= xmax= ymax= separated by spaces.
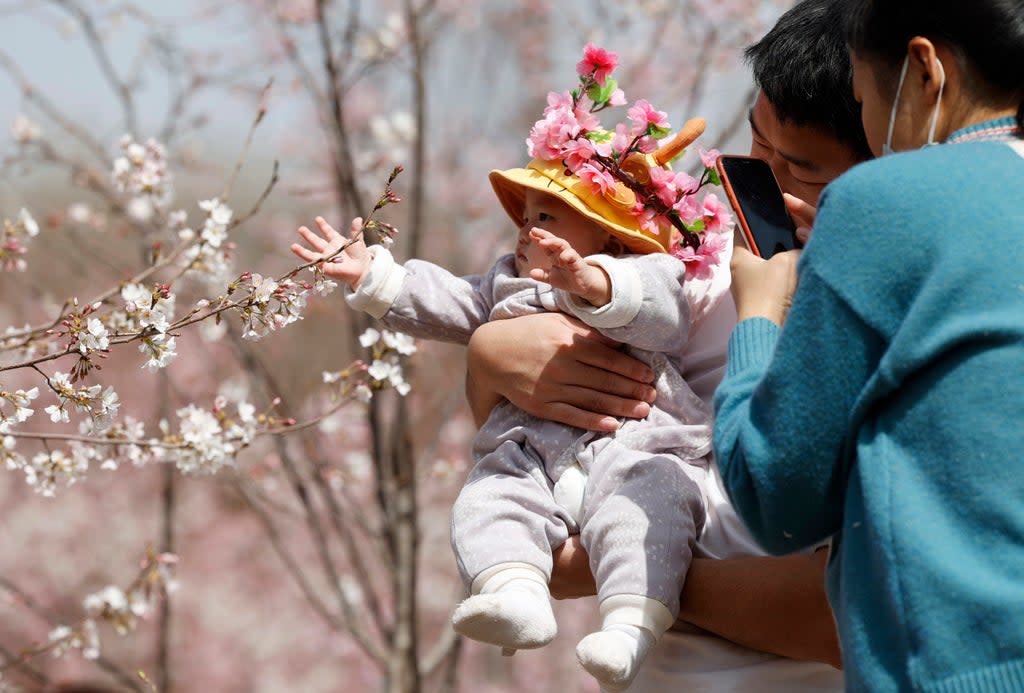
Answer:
xmin=526 ymin=44 xmax=732 ymax=280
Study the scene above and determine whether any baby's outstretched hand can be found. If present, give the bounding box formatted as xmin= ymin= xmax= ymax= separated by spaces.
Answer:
xmin=290 ymin=216 xmax=371 ymax=290
xmin=528 ymin=228 xmax=611 ymax=307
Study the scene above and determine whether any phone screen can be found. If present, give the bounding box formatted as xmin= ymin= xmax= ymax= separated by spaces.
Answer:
xmin=717 ymin=156 xmax=798 ymax=259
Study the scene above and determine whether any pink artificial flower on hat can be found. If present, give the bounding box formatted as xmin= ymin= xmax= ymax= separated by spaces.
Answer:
xmin=576 ymin=163 xmax=618 ymax=195
xmin=648 ymin=166 xmax=678 ymax=208
xmin=636 ymin=206 xmax=672 ymax=238
xmin=562 ymin=138 xmax=599 ymax=170
xmin=699 ymin=147 xmax=721 ymax=170
xmin=577 ymin=43 xmax=619 ymax=86
xmin=527 ymin=92 xmax=583 ymax=160
xmin=700 ymin=193 xmax=733 ymax=233
xmin=673 ymin=194 xmax=702 ymax=227
xmin=627 ymin=100 xmax=670 ymax=137
xmin=672 ymin=232 xmax=728 ymax=281
xmin=610 ymin=123 xmax=632 ymax=156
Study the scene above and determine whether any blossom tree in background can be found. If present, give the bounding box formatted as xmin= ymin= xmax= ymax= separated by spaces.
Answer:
xmin=0 ymin=1 xmax=785 ymax=691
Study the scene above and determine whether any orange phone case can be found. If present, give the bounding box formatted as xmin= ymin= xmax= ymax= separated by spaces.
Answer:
xmin=715 ymin=154 xmax=784 ymax=258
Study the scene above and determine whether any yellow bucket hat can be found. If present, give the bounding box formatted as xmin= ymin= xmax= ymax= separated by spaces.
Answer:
xmin=489 ymin=117 xmax=707 ymax=255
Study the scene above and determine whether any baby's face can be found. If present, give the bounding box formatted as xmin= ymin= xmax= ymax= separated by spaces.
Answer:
xmin=515 ymin=189 xmax=611 ymax=276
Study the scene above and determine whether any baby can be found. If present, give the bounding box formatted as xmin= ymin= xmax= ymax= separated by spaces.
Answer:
xmin=290 ymin=51 xmax=732 ymax=692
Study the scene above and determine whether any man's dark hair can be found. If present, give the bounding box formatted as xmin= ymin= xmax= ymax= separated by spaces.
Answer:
xmin=745 ymin=0 xmax=872 ymax=161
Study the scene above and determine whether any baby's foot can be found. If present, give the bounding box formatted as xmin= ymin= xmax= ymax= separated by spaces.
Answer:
xmin=452 ymin=584 xmax=557 ymax=650
xmin=575 ymin=624 xmax=656 ymax=693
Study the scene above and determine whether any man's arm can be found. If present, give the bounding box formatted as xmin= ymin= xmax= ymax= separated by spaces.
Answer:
xmin=465 ymin=313 xmax=657 ymax=431
xmin=679 ymin=549 xmax=841 ymax=669
xmin=550 ymin=538 xmax=841 ymax=669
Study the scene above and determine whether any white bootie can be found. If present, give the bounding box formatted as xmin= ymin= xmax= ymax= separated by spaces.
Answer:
xmin=575 ymin=624 xmax=656 ymax=693
xmin=452 ymin=566 xmax=556 ymax=650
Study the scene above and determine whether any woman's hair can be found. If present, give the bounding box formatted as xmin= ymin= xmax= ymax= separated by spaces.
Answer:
xmin=843 ymin=0 xmax=1024 ymax=131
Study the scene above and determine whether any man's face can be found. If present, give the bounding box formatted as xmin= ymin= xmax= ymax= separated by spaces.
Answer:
xmin=748 ymin=92 xmax=863 ymax=205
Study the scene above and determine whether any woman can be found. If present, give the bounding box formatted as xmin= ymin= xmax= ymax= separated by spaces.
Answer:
xmin=715 ymin=1 xmax=1024 ymax=691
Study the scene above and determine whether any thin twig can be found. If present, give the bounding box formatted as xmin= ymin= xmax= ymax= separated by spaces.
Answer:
xmin=681 ymin=27 xmax=719 ymax=122
xmin=315 ymin=0 xmax=365 ymax=215
xmin=228 ymin=159 xmax=280 ymax=230
xmin=49 ymin=0 xmax=138 ymax=135
xmin=220 ymin=79 xmax=273 ymax=202
xmin=0 ymin=642 xmax=48 ymax=685
xmin=0 ymin=48 xmax=109 ymax=162
xmin=226 ymin=329 xmax=386 ymax=664
xmin=231 ymin=478 xmax=346 ymax=632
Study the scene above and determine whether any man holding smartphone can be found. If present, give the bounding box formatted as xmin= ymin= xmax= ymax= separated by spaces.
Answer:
xmin=465 ymin=1 xmax=872 ymax=690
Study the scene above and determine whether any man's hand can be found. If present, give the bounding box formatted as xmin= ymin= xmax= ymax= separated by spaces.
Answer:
xmin=784 ymin=193 xmax=817 ymax=246
xmin=465 ymin=313 xmax=656 ymax=432
xmin=550 ymin=536 xmax=596 ymax=599
xmin=290 ymin=216 xmax=371 ymax=290
xmin=550 ymin=538 xmax=842 ymax=669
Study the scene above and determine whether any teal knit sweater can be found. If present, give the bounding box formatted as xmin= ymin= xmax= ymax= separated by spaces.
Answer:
xmin=714 ymin=124 xmax=1024 ymax=692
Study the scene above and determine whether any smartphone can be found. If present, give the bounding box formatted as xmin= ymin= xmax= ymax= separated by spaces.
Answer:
xmin=715 ymin=155 xmax=800 ymax=259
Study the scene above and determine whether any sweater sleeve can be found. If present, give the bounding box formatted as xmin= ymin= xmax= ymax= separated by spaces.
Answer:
xmin=345 ymin=245 xmax=498 ymax=344
xmin=713 ymin=265 xmax=885 ymax=554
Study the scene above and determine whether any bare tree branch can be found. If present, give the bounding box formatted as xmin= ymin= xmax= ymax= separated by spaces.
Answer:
xmin=49 ymin=0 xmax=139 ymax=136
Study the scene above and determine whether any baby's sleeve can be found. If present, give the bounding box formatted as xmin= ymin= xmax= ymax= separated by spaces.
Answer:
xmin=345 ymin=246 xmax=500 ymax=344
xmin=554 ymin=253 xmax=691 ymax=353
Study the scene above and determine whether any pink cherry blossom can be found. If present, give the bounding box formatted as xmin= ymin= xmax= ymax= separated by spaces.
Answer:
xmin=672 ymin=232 xmax=729 ymax=280
xmin=574 ymin=103 xmax=602 ymax=132
xmin=576 ymin=163 xmax=617 ymax=195
xmin=701 ymin=193 xmax=734 ymax=233
xmin=627 ymin=99 xmax=670 ymax=136
xmin=699 ymin=147 xmax=721 ymax=169
xmin=648 ymin=168 xmax=699 ymax=208
xmin=611 ymin=123 xmax=633 ymax=156
xmin=526 ymin=92 xmax=583 ymax=160
xmin=673 ymin=195 xmax=702 ymax=226
xmin=635 ymin=206 xmax=672 ymax=238
xmin=648 ymin=166 xmax=678 ymax=207
xmin=576 ymin=43 xmax=619 ymax=86
xmin=562 ymin=138 xmax=598 ymax=170
xmin=544 ymin=90 xmax=574 ymax=113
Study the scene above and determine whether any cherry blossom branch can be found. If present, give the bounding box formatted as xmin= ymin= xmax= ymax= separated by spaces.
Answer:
xmin=0 ymin=234 xmax=192 ymax=348
xmin=0 ymin=574 xmax=148 ymax=692
xmin=2 ymin=430 xmax=186 ymax=448
xmin=0 ymin=642 xmax=48 ymax=687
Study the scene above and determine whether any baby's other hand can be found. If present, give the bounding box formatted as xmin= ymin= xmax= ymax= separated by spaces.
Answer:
xmin=290 ymin=216 xmax=372 ymax=289
xmin=528 ymin=228 xmax=611 ymax=306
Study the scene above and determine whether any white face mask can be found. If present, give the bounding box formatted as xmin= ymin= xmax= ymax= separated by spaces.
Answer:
xmin=882 ymin=55 xmax=946 ymax=156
